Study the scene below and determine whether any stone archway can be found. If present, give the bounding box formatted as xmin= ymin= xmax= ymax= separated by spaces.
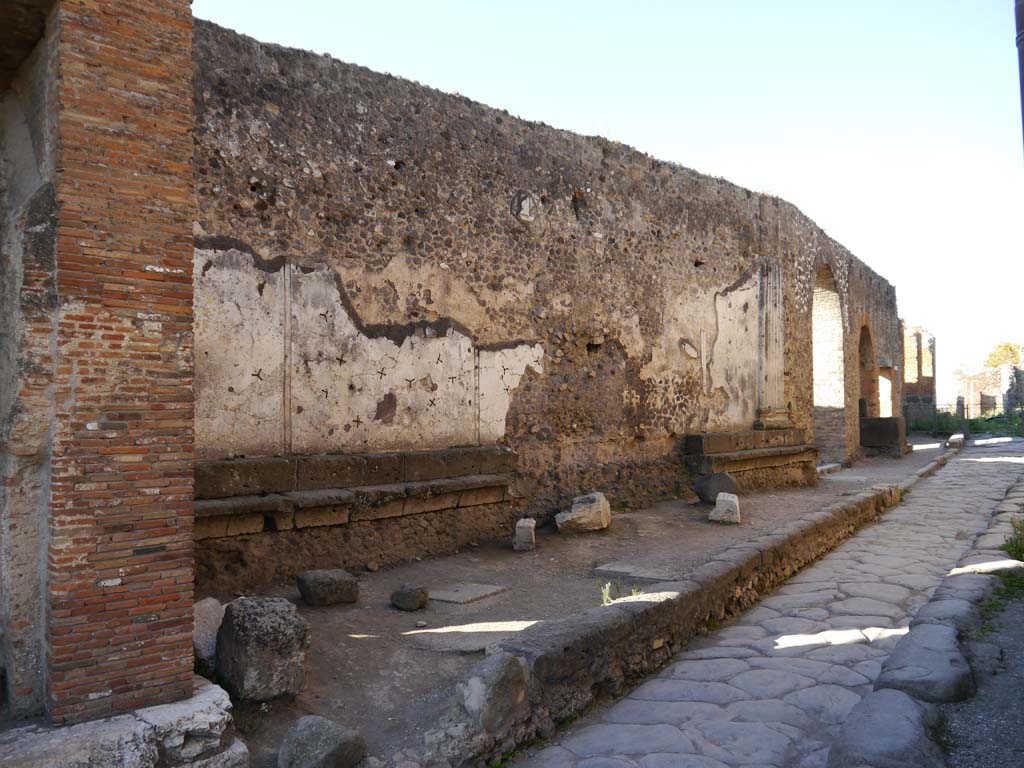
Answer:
xmin=858 ymin=324 xmax=879 ymax=418
xmin=812 ymin=265 xmax=846 ymax=463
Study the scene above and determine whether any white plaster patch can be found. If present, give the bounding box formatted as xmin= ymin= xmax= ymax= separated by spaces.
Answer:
xmin=194 ymin=248 xmax=286 ymax=459
xmin=478 ymin=345 xmax=543 ymax=444
xmin=194 ymin=250 xmax=544 ymax=458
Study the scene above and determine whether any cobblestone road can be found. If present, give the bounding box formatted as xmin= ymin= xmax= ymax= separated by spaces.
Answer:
xmin=516 ymin=440 xmax=1024 ymax=768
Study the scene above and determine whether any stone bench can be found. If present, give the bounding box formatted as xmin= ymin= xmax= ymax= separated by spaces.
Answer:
xmin=194 ymin=446 xmax=518 ymax=540
xmin=682 ymin=429 xmax=817 ymax=489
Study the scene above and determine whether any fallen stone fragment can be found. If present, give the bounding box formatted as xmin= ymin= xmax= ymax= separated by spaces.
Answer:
xmin=875 ymin=623 xmax=975 ymax=703
xmin=216 ymin=597 xmax=310 ymax=701
xmin=555 ymin=492 xmax=611 ymax=532
xmin=296 ymin=569 xmax=359 ymax=606
xmin=193 ymin=597 xmax=225 ymax=669
xmin=693 ymin=471 xmax=738 ymax=504
xmin=827 ymin=688 xmax=945 ymax=767
xmin=391 ymin=585 xmax=429 ymax=611
xmin=278 ymin=715 xmax=366 ymax=768
xmin=513 ymin=518 xmax=536 ymax=551
xmin=709 ymin=492 xmax=741 ymax=524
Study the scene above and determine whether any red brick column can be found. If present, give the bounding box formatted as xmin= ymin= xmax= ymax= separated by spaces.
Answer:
xmin=45 ymin=0 xmax=195 ymax=723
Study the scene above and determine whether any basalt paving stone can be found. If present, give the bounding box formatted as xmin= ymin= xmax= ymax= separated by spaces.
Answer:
xmin=513 ymin=441 xmax=1024 ymax=767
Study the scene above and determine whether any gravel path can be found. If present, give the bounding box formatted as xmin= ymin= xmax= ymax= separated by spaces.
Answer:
xmin=942 ymin=582 xmax=1024 ymax=767
xmin=514 ymin=440 xmax=1024 ymax=767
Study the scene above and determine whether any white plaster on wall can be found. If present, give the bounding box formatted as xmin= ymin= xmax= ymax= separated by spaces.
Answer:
xmin=478 ymin=345 xmax=544 ymax=444
xmin=194 ymin=249 xmax=544 ymax=458
xmin=194 ymin=248 xmax=286 ymax=459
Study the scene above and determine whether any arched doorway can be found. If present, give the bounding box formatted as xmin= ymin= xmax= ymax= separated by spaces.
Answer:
xmin=858 ymin=325 xmax=879 ymax=418
xmin=812 ymin=266 xmax=846 ymax=463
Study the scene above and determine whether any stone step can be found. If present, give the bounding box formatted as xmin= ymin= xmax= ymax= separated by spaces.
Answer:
xmin=683 ymin=428 xmax=806 ymax=456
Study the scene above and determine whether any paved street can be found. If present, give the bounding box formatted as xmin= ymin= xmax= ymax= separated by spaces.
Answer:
xmin=517 ymin=439 xmax=1024 ymax=768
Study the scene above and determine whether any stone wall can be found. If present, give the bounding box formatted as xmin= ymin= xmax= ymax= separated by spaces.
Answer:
xmin=1 ymin=0 xmax=198 ymax=725
xmin=42 ymin=0 xmax=198 ymax=724
xmin=0 ymin=21 xmax=57 ymax=720
xmin=191 ymin=22 xmax=904 ymax=516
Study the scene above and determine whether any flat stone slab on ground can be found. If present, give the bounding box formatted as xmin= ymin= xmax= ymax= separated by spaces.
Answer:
xmin=593 ymin=561 xmax=677 ymax=583
xmin=429 ymin=582 xmax=509 ymax=604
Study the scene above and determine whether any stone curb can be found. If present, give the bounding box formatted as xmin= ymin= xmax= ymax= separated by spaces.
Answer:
xmin=833 ymin=448 xmax=1024 ymax=768
xmin=420 ymin=446 xmax=963 ymax=767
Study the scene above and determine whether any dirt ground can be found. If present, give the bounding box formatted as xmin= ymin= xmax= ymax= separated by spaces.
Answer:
xmin=225 ymin=439 xmax=944 ymax=766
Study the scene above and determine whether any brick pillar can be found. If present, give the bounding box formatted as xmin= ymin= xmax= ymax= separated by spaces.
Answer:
xmin=45 ymin=0 xmax=195 ymax=723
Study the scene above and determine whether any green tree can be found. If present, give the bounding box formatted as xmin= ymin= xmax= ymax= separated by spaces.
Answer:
xmin=984 ymin=342 xmax=1022 ymax=368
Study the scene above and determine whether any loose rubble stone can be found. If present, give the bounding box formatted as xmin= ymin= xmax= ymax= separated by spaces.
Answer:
xmin=216 ymin=597 xmax=310 ymax=701
xmin=296 ymin=569 xmax=359 ymax=606
xmin=693 ymin=472 xmax=738 ymax=504
xmin=278 ymin=715 xmax=366 ymax=768
xmin=555 ymin=492 xmax=611 ymax=533
xmin=193 ymin=597 xmax=225 ymax=669
xmin=708 ymin=492 xmax=740 ymax=524
xmin=875 ymin=623 xmax=975 ymax=703
xmin=391 ymin=585 xmax=429 ymax=611
xmin=513 ymin=518 xmax=536 ymax=551
xmin=827 ymin=689 xmax=945 ymax=768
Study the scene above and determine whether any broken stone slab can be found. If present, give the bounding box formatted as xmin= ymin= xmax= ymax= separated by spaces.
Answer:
xmin=826 ymin=688 xmax=945 ymax=768
xmin=194 ymin=597 xmax=225 ymax=670
xmin=430 ymin=583 xmax=508 ymax=604
xmin=875 ymin=623 xmax=975 ymax=703
xmin=457 ymin=651 xmax=531 ymax=735
xmin=0 ymin=677 xmax=244 ymax=768
xmin=555 ymin=492 xmax=611 ymax=532
xmin=391 ymin=585 xmax=429 ymax=611
xmin=216 ymin=597 xmax=310 ymax=701
xmin=513 ymin=518 xmax=536 ymax=551
xmin=278 ymin=715 xmax=366 ymax=768
xmin=693 ymin=471 xmax=738 ymax=504
xmin=296 ymin=569 xmax=359 ymax=606
xmin=709 ymin=492 xmax=741 ymax=524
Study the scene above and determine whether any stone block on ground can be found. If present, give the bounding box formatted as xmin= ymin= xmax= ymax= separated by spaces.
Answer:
xmin=875 ymin=623 xmax=975 ymax=703
xmin=827 ymin=689 xmax=945 ymax=768
xmin=694 ymin=471 xmax=738 ymax=504
xmin=194 ymin=597 xmax=225 ymax=669
xmin=391 ymin=585 xmax=429 ymax=611
xmin=429 ymin=583 xmax=508 ymax=604
xmin=709 ymin=492 xmax=741 ymax=524
xmin=296 ymin=569 xmax=359 ymax=606
xmin=278 ymin=715 xmax=366 ymax=768
xmin=555 ymin=492 xmax=611 ymax=533
xmin=513 ymin=518 xmax=536 ymax=551
xmin=216 ymin=597 xmax=310 ymax=701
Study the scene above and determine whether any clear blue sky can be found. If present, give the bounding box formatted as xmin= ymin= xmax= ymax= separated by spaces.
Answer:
xmin=193 ymin=0 xmax=1023 ymax=402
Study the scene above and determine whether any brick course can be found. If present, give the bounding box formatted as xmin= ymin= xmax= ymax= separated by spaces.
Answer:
xmin=43 ymin=0 xmax=195 ymax=723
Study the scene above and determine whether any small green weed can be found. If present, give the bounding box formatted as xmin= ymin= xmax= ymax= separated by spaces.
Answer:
xmin=600 ymin=580 xmax=644 ymax=605
xmin=1000 ymin=517 xmax=1024 ymax=561
xmin=974 ymin=570 xmax=1024 ymax=638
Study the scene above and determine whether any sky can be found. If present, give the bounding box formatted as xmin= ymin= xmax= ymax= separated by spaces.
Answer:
xmin=192 ymin=0 xmax=1023 ymax=404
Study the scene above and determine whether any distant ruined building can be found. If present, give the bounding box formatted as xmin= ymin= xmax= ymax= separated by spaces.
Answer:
xmin=902 ymin=326 xmax=936 ymax=428
xmin=956 ymin=363 xmax=1024 ymax=418
xmin=0 ymin=0 xmax=913 ymax=749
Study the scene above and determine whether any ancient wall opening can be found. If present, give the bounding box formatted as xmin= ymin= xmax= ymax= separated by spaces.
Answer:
xmin=858 ymin=324 xmax=879 ymax=418
xmin=811 ymin=265 xmax=846 ymax=464
xmin=878 ymin=366 xmax=893 ymax=418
